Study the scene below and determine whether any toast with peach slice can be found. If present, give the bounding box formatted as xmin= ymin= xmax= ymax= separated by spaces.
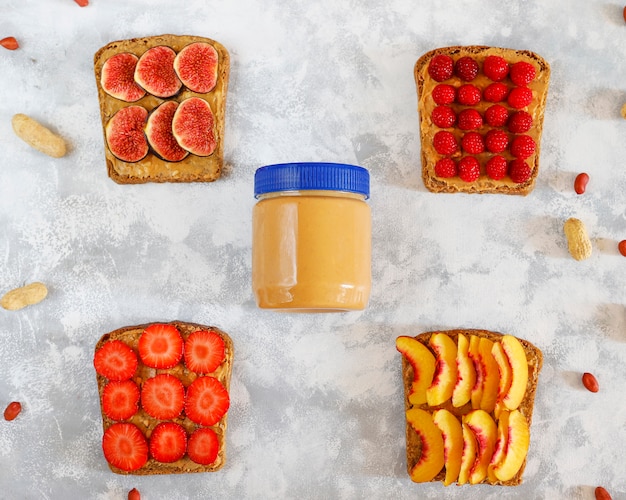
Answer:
xmin=396 ymin=329 xmax=542 ymax=486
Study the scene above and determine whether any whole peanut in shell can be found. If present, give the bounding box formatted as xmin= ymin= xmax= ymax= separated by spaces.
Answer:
xmin=12 ymin=113 xmax=67 ymax=158
xmin=1 ymin=282 xmax=48 ymax=310
xmin=563 ymin=218 xmax=592 ymax=261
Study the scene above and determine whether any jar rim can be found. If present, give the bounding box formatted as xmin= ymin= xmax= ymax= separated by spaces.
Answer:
xmin=254 ymin=162 xmax=370 ymax=199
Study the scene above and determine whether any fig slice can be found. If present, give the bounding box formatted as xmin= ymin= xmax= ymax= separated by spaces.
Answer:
xmin=145 ymin=101 xmax=189 ymax=162
xmin=134 ymin=46 xmax=182 ymax=98
xmin=173 ymin=42 xmax=219 ymax=94
xmin=100 ymin=53 xmax=146 ymax=102
xmin=105 ymin=105 xmax=149 ymax=163
xmin=171 ymin=97 xmax=217 ymax=157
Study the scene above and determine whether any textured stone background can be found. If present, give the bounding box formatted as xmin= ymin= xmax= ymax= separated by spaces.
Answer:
xmin=0 ymin=0 xmax=625 ymax=498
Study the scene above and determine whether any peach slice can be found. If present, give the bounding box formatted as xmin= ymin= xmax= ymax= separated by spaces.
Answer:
xmin=501 ymin=335 xmax=529 ymax=410
xmin=464 ymin=409 xmax=497 ymax=484
xmin=396 ymin=336 xmax=436 ymax=405
xmin=426 ymin=333 xmax=458 ymax=406
xmin=452 ymin=333 xmax=476 ymax=407
xmin=492 ymin=341 xmax=513 ymax=403
xmin=406 ymin=408 xmax=445 ymax=483
xmin=468 ymin=335 xmax=484 ymax=409
xmin=487 ymin=410 xmax=510 ymax=483
xmin=479 ymin=338 xmax=499 ymax=413
xmin=493 ymin=401 xmax=506 ymax=420
xmin=491 ymin=409 xmax=530 ymax=482
xmin=432 ymin=409 xmax=463 ymax=486
xmin=457 ymin=422 xmax=477 ymax=485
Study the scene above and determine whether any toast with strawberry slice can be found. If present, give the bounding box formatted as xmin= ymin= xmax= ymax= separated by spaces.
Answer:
xmin=94 ymin=321 xmax=233 ymax=475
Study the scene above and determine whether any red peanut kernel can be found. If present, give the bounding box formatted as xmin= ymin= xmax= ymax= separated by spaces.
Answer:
xmin=3 ymin=401 xmax=22 ymax=421
xmin=582 ymin=372 xmax=599 ymax=393
xmin=595 ymin=486 xmax=612 ymax=500
xmin=128 ymin=487 xmax=141 ymax=500
xmin=574 ymin=173 xmax=589 ymax=195
xmin=0 ymin=36 xmax=19 ymax=50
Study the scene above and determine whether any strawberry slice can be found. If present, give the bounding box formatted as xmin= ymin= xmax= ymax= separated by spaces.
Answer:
xmin=184 ymin=376 xmax=229 ymax=426
xmin=102 ymin=422 xmax=148 ymax=471
xmin=94 ymin=340 xmax=138 ymax=381
xmin=141 ymin=373 xmax=185 ymax=420
xmin=184 ymin=330 xmax=225 ymax=374
xmin=187 ymin=427 xmax=219 ymax=465
xmin=138 ymin=323 xmax=183 ymax=369
xmin=102 ymin=380 xmax=140 ymax=421
xmin=149 ymin=421 xmax=187 ymax=463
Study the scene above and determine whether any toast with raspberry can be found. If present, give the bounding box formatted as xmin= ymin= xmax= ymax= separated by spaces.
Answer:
xmin=415 ymin=46 xmax=550 ymax=195
xmin=94 ymin=34 xmax=229 ymax=184
xmin=94 ymin=321 xmax=234 ymax=475
xmin=396 ymin=329 xmax=543 ymax=486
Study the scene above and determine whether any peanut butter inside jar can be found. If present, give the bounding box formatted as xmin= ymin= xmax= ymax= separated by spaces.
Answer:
xmin=252 ymin=162 xmax=371 ymax=312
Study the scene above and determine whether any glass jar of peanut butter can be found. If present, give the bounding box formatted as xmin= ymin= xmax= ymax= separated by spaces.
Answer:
xmin=252 ymin=162 xmax=371 ymax=312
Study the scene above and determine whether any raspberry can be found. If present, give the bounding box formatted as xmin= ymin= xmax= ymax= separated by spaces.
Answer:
xmin=509 ymin=159 xmax=532 ymax=183
xmin=454 ymin=56 xmax=479 ymax=81
xmin=510 ymin=61 xmax=536 ymax=86
xmin=484 ymin=104 xmax=509 ymax=127
xmin=483 ymin=55 xmax=509 ymax=81
xmin=433 ymin=130 xmax=458 ymax=155
xmin=457 ymin=84 xmax=481 ymax=106
xmin=485 ymin=129 xmax=509 ymax=153
xmin=458 ymin=156 xmax=481 ymax=182
xmin=461 ymin=132 xmax=485 ymax=154
xmin=507 ymin=110 xmax=533 ymax=133
xmin=428 ymin=54 xmax=454 ymax=82
xmin=434 ymin=158 xmax=457 ymax=178
xmin=510 ymin=135 xmax=536 ymax=159
xmin=508 ymin=87 xmax=533 ymax=109
xmin=483 ymin=82 xmax=509 ymax=102
xmin=457 ymin=109 xmax=483 ymax=130
xmin=485 ymin=155 xmax=508 ymax=180
xmin=432 ymin=84 xmax=456 ymax=105
xmin=431 ymin=105 xmax=456 ymax=128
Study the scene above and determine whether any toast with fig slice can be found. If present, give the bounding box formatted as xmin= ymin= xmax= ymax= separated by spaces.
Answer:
xmin=94 ymin=34 xmax=229 ymax=184
xmin=94 ymin=321 xmax=234 ymax=475
xmin=396 ymin=329 xmax=542 ymax=486
xmin=415 ymin=46 xmax=550 ymax=195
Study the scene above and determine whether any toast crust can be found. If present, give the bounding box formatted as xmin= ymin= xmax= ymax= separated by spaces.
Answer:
xmin=95 ymin=321 xmax=234 ymax=475
xmin=415 ymin=46 xmax=550 ymax=195
xmin=401 ymin=329 xmax=543 ymax=486
xmin=94 ymin=34 xmax=230 ymax=184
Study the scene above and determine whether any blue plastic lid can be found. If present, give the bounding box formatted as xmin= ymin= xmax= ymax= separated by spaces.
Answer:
xmin=254 ymin=162 xmax=370 ymax=199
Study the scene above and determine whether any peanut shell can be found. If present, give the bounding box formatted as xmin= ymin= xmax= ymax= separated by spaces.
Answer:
xmin=12 ymin=114 xmax=67 ymax=158
xmin=1 ymin=282 xmax=48 ymax=311
xmin=563 ymin=218 xmax=592 ymax=261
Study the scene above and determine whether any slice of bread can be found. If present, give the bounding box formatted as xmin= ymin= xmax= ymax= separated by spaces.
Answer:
xmin=95 ymin=321 xmax=234 ymax=475
xmin=94 ymin=34 xmax=229 ymax=184
xmin=399 ymin=329 xmax=543 ymax=486
xmin=415 ymin=46 xmax=550 ymax=195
